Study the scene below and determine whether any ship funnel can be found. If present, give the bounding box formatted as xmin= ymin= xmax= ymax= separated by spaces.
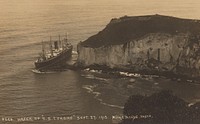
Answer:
xmin=54 ymin=41 xmax=58 ymax=49
xmin=157 ymin=48 xmax=160 ymax=61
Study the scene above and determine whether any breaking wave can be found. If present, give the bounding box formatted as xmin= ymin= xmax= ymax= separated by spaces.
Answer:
xmin=82 ymin=85 xmax=124 ymax=109
xmin=31 ymin=69 xmax=58 ymax=74
xmin=81 ymin=74 xmax=108 ymax=81
xmin=119 ymin=71 xmax=141 ymax=78
xmin=83 ymin=68 xmax=103 ymax=74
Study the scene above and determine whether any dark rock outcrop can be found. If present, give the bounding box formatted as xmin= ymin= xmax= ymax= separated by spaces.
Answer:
xmin=122 ymin=90 xmax=200 ymax=124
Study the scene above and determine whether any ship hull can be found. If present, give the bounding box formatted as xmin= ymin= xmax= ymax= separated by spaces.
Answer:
xmin=35 ymin=47 xmax=73 ymax=71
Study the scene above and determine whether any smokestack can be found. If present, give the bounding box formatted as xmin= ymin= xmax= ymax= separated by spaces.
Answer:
xmin=157 ymin=48 xmax=160 ymax=61
xmin=54 ymin=41 xmax=58 ymax=49
xmin=50 ymin=36 xmax=53 ymax=56
xmin=147 ymin=50 xmax=150 ymax=60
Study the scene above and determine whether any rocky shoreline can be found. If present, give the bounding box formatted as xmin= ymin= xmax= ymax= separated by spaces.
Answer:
xmin=66 ymin=62 xmax=199 ymax=83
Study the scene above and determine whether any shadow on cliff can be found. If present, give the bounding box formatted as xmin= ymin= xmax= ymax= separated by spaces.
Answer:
xmin=121 ymin=90 xmax=200 ymax=124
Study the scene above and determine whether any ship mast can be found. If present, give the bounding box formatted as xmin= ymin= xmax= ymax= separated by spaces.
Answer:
xmin=59 ymin=35 xmax=62 ymax=49
xmin=65 ymin=33 xmax=68 ymax=43
xmin=50 ymin=36 xmax=53 ymax=56
xmin=65 ymin=33 xmax=68 ymax=48
xmin=42 ymin=41 xmax=45 ymax=58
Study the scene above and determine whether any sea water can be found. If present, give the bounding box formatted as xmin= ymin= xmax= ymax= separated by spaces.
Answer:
xmin=0 ymin=0 xmax=200 ymax=123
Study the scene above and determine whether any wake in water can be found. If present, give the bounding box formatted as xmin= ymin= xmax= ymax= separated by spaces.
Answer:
xmin=32 ymin=69 xmax=56 ymax=74
xmin=31 ymin=69 xmax=67 ymax=74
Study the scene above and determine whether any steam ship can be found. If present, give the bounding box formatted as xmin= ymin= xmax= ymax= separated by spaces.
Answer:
xmin=34 ymin=35 xmax=73 ymax=71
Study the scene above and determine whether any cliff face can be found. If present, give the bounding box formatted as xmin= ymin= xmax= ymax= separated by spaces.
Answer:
xmin=77 ymin=15 xmax=200 ymax=78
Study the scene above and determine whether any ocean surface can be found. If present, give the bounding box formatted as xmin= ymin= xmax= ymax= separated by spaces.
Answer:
xmin=1 ymin=0 xmax=200 ymax=123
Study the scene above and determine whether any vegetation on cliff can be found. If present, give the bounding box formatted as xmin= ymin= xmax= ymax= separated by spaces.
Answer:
xmin=122 ymin=90 xmax=200 ymax=124
xmin=80 ymin=14 xmax=200 ymax=48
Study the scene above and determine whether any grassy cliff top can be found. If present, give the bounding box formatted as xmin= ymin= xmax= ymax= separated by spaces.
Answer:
xmin=80 ymin=14 xmax=200 ymax=48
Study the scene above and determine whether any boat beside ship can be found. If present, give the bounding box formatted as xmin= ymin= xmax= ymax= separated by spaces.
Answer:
xmin=34 ymin=35 xmax=73 ymax=71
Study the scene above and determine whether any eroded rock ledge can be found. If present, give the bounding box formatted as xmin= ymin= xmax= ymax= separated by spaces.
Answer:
xmin=77 ymin=14 xmax=200 ymax=80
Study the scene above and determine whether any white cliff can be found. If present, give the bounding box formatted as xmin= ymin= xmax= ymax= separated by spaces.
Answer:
xmin=77 ymin=15 xmax=200 ymax=78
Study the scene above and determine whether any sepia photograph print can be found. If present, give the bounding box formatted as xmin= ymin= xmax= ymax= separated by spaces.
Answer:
xmin=1 ymin=0 xmax=200 ymax=124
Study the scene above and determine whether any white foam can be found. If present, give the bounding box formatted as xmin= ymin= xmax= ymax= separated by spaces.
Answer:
xmin=31 ymin=69 xmax=56 ymax=74
xmin=93 ymin=77 xmax=108 ymax=81
xmin=84 ymin=68 xmax=90 ymax=71
xmin=81 ymin=74 xmax=108 ymax=81
xmin=82 ymin=85 xmax=95 ymax=93
xmin=93 ymin=91 xmax=101 ymax=98
xmin=188 ymin=98 xmax=200 ymax=107
xmin=154 ymin=82 xmax=159 ymax=85
xmin=188 ymin=103 xmax=195 ymax=107
xmin=82 ymin=85 xmax=101 ymax=98
xmin=72 ymin=51 xmax=78 ymax=55
xmin=99 ymin=100 xmax=124 ymax=109
xmin=82 ymin=85 xmax=124 ymax=109
xmin=81 ymin=74 xmax=95 ymax=79
xmin=32 ymin=69 xmax=42 ymax=74
xmin=90 ymin=69 xmax=97 ymax=73
xmin=129 ymin=78 xmax=136 ymax=83
xmin=83 ymin=68 xmax=103 ymax=74
xmin=142 ymin=75 xmax=153 ymax=80
xmin=119 ymin=71 xmax=141 ymax=77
